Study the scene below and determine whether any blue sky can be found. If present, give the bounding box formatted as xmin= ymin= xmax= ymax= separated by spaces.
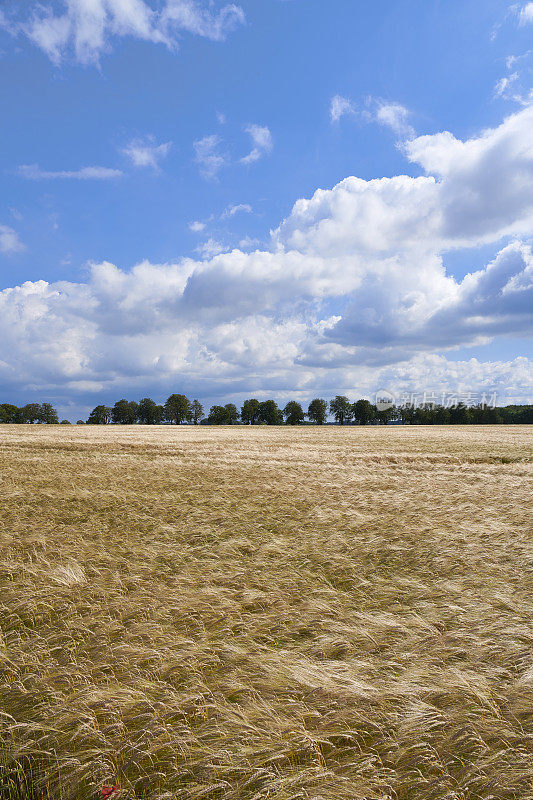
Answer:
xmin=0 ymin=0 xmax=532 ymax=419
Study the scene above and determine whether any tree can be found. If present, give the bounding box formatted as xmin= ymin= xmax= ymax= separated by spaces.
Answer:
xmin=471 ymin=404 xmax=502 ymax=424
xmin=87 ymin=405 xmax=112 ymax=424
xmin=207 ymin=405 xmax=230 ymax=424
xmin=352 ymin=399 xmax=376 ymax=425
xmin=39 ymin=403 xmax=59 ymax=424
xmin=376 ymin=406 xmax=395 ymax=425
xmin=399 ymin=404 xmax=416 ymax=425
xmin=257 ymin=400 xmax=282 ymax=425
xmin=112 ymin=399 xmax=139 ymax=424
xmin=164 ymin=394 xmax=191 ymax=424
xmin=0 ymin=404 xmax=21 ymax=423
xmin=61 ymin=420 xmax=72 ymax=424
xmin=434 ymin=405 xmax=451 ymax=425
xmin=224 ymin=403 xmax=239 ymax=424
xmin=191 ymin=399 xmax=204 ymax=425
xmin=329 ymin=396 xmax=353 ymax=425
xmin=307 ymin=398 xmax=327 ymax=425
xmin=20 ymin=403 xmax=41 ymax=423
xmin=241 ymin=398 xmax=260 ymax=425
xmin=448 ymin=402 xmax=472 ymax=425
xmin=138 ymin=397 xmax=163 ymax=424
xmin=283 ymin=401 xmax=305 ymax=425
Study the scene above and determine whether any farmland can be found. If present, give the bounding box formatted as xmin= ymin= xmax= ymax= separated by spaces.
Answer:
xmin=0 ymin=425 xmax=532 ymax=800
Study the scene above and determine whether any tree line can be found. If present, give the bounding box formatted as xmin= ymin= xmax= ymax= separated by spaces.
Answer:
xmin=2 ymin=395 xmax=531 ymax=425
xmin=80 ymin=395 xmax=533 ymax=426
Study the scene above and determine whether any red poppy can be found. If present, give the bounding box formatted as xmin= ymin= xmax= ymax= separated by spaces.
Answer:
xmin=101 ymin=786 xmax=120 ymax=798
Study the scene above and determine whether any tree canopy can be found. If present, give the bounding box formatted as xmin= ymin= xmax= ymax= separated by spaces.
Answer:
xmin=307 ymin=398 xmax=327 ymax=425
xmin=283 ymin=401 xmax=305 ymax=425
xmin=164 ymin=394 xmax=192 ymax=425
xmin=329 ymin=396 xmax=353 ymax=425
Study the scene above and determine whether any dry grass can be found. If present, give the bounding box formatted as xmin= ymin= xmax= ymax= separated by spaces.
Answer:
xmin=0 ymin=424 xmax=532 ymax=800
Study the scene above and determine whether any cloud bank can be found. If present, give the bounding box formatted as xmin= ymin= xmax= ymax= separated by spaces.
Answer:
xmin=1 ymin=106 xmax=532 ymax=404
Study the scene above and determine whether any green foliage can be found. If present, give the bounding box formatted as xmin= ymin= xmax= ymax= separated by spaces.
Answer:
xmin=224 ymin=403 xmax=239 ymax=424
xmin=138 ymin=397 xmax=164 ymax=424
xmin=191 ymin=399 xmax=204 ymax=424
xmin=21 ymin=403 xmax=41 ymax=424
xmin=241 ymin=398 xmax=260 ymax=425
xmin=257 ymin=400 xmax=282 ymax=425
xmin=0 ymin=404 xmax=21 ymax=424
xmin=164 ymin=394 xmax=192 ymax=425
xmin=307 ymin=398 xmax=327 ymax=425
xmin=112 ymin=399 xmax=139 ymax=424
xmin=352 ymin=399 xmax=376 ymax=425
xmin=376 ymin=406 xmax=396 ymax=425
xmin=283 ymin=400 xmax=305 ymax=425
xmin=207 ymin=404 xmax=240 ymax=424
xmin=39 ymin=403 xmax=59 ymax=424
xmin=329 ymin=396 xmax=353 ymax=425
xmin=499 ymin=404 xmax=533 ymax=424
xmin=207 ymin=405 xmax=229 ymax=424
xmin=2 ymin=396 xmax=532 ymax=429
xmin=87 ymin=405 xmax=112 ymax=424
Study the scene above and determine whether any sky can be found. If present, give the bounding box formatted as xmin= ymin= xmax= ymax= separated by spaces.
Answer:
xmin=0 ymin=0 xmax=532 ymax=421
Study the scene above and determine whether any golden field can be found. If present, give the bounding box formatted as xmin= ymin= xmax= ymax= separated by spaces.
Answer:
xmin=0 ymin=424 xmax=532 ymax=800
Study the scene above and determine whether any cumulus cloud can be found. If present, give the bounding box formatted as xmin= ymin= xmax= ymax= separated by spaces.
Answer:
xmin=18 ymin=164 xmax=123 ymax=180
xmin=189 ymin=220 xmax=206 ymax=232
xmin=1 ymin=106 xmax=533 ymax=403
xmin=240 ymin=125 xmax=273 ymax=164
xmin=404 ymin=105 xmax=533 ymax=243
xmin=0 ymin=224 xmax=25 ymax=254
xmin=330 ymin=95 xmax=355 ymax=123
xmin=1 ymin=0 xmax=244 ymax=65
xmin=122 ymin=137 xmax=172 ymax=170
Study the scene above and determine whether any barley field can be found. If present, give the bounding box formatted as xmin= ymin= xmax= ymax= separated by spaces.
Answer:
xmin=0 ymin=425 xmax=532 ymax=800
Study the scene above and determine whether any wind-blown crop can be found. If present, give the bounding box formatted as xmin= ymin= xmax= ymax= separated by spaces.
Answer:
xmin=0 ymin=425 xmax=531 ymax=799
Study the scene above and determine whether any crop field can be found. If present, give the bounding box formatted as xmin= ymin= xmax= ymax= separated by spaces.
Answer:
xmin=0 ymin=424 xmax=532 ymax=800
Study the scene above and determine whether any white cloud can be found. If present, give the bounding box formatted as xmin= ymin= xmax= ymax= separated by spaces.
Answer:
xmin=122 ymin=137 xmax=171 ymax=169
xmin=332 ymin=95 xmax=415 ymax=138
xmin=403 ymin=105 xmax=533 ymax=244
xmin=519 ymin=2 xmax=533 ymax=24
xmin=222 ymin=203 xmax=253 ymax=217
xmin=19 ymin=164 xmax=123 ymax=180
xmin=189 ymin=220 xmax=206 ymax=232
xmin=494 ymin=72 xmax=519 ymax=97
xmin=161 ymin=0 xmax=245 ymax=41
xmin=240 ymin=125 xmax=273 ymax=164
xmin=329 ymin=95 xmax=355 ymax=123
xmin=239 ymin=236 xmax=260 ymax=249
xmin=193 ymin=134 xmax=226 ymax=179
xmin=1 ymin=107 xmax=533 ymax=403
xmin=195 ymin=238 xmax=227 ymax=258
xmin=375 ymin=101 xmax=415 ymax=139
xmin=0 ymin=224 xmax=24 ymax=254
xmin=1 ymin=0 xmax=245 ymax=65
